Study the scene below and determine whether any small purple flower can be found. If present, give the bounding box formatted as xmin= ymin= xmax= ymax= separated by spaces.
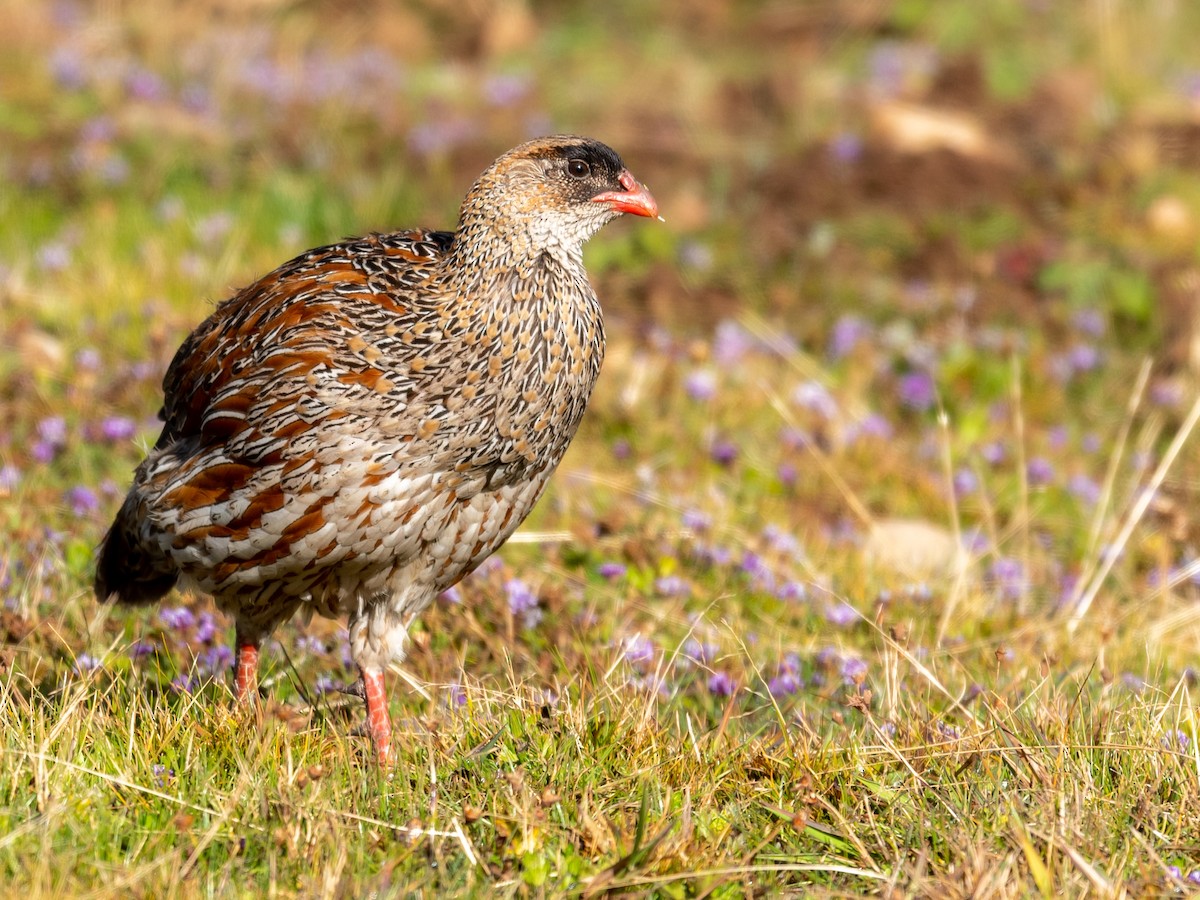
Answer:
xmin=713 ymin=320 xmax=756 ymax=366
xmin=792 ymin=381 xmax=839 ymax=419
xmin=504 ymin=578 xmax=542 ymax=629
xmin=1121 ymin=672 xmax=1145 ymax=693
xmin=194 ymin=211 xmax=234 ymax=245
xmin=36 ymin=241 xmax=71 ymax=273
xmin=953 ymin=467 xmax=978 ymax=496
xmin=684 ymin=369 xmax=718 ymax=402
xmin=1187 ymin=870 xmax=1200 ymax=886
xmin=828 ymin=133 xmax=864 ymax=165
xmin=160 ymin=606 xmax=195 ymax=631
xmin=100 ymin=416 xmax=137 ymax=442
xmin=1162 ymin=729 xmax=1190 ymax=752
xmin=707 ymin=671 xmax=736 ymax=696
xmin=74 ymin=653 xmax=101 ymax=674
xmin=128 ymin=640 xmax=155 ymax=659
xmin=824 ymin=602 xmax=858 ymax=627
xmin=1067 ymin=473 xmax=1101 ymax=507
xmin=621 ymin=634 xmax=657 ymax=667
xmin=654 ymin=575 xmax=690 ymax=598
xmin=1027 ymin=457 xmax=1055 ymax=485
xmin=768 ymin=671 xmax=802 ymax=697
xmin=682 ymin=638 xmax=718 ymax=665
xmin=0 ymin=465 xmax=19 ymax=491
xmin=896 ymin=371 xmax=936 ymax=411
xmin=1165 ymin=866 xmax=1182 ymax=881
xmin=170 ymin=674 xmax=197 ymax=694
xmin=440 ymin=585 xmax=462 ymax=604
xmin=710 ymin=438 xmax=738 ymax=466
xmin=200 ymin=645 xmax=233 ymax=675
xmin=846 ymin=413 xmax=894 ymax=442
xmin=775 ymin=580 xmax=808 ymax=602
xmin=1072 ymin=307 xmax=1106 ymax=337
xmin=936 ymin=721 xmax=961 ymax=740
xmin=446 ymin=681 xmax=468 ymax=707
xmin=597 ymin=561 xmax=627 ymax=580
xmin=682 ymin=509 xmax=711 ymax=533
xmin=315 ymin=675 xmax=339 ymax=695
xmin=295 ymin=634 xmax=326 ymax=655
xmin=988 ymin=557 xmax=1027 ymax=601
xmin=125 ymin=66 xmax=167 ymax=101
xmin=980 ymin=441 xmax=1005 ymax=465
xmin=611 ymin=438 xmax=631 ymax=461
xmin=480 ymin=71 xmax=531 ymax=106
xmin=66 ymin=485 xmax=99 ymax=516
xmin=37 ymin=416 xmax=68 ymax=448
xmin=75 ymin=348 xmax=101 ymax=371
xmin=151 ymin=764 xmax=175 ymax=787
xmin=1068 ymin=343 xmax=1100 ymax=373
xmin=840 ymin=656 xmax=868 ymax=684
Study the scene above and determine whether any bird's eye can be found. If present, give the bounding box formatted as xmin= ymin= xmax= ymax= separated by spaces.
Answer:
xmin=566 ymin=159 xmax=591 ymax=179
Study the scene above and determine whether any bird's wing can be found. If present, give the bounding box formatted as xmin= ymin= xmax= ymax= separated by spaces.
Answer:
xmin=156 ymin=230 xmax=456 ymax=459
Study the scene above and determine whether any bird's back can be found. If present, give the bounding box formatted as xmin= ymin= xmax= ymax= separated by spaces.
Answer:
xmin=96 ymin=226 xmax=604 ymax=619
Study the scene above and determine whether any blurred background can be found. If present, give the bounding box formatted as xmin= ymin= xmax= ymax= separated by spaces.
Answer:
xmin=7 ymin=0 xmax=1200 ymax=719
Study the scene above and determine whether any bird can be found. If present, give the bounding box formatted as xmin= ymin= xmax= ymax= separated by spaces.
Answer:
xmin=94 ymin=135 xmax=658 ymax=763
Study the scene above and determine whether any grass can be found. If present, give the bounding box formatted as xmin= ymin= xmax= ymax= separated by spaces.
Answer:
xmin=5 ymin=0 xmax=1200 ymax=895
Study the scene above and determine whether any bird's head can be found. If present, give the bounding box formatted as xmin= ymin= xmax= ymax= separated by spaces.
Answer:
xmin=456 ymin=135 xmax=658 ymax=266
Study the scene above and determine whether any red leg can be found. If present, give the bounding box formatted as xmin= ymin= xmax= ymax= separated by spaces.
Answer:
xmin=361 ymin=667 xmax=393 ymax=765
xmin=234 ymin=642 xmax=259 ymax=701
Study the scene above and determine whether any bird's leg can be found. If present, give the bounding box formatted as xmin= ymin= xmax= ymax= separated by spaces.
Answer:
xmin=360 ymin=666 xmax=393 ymax=765
xmin=234 ymin=634 xmax=260 ymax=702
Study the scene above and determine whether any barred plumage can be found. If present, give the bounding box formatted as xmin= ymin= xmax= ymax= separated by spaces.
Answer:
xmin=95 ymin=135 xmax=658 ymax=763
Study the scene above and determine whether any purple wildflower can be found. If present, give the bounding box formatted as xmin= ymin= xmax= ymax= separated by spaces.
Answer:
xmin=896 ymin=371 xmax=936 ymax=411
xmin=953 ymin=467 xmax=978 ymax=496
xmin=193 ymin=613 xmax=218 ymax=644
xmin=710 ymin=438 xmax=738 ymax=466
xmin=768 ymin=671 xmax=802 ymax=697
xmin=597 ymin=561 xmax=627 ymax=580
xmin=682 ymin=638 xmax=718 ymax=665
xmin=170 ymin=674 xmax=197 ymax=694
xmin=74 ymin=653 xmax=101 ymax=674
xmin=1121 ymin=672 xmax=1146 ymax=693
xmin=1067 ymin=473 xmax=1101 ymax=506
xmin=775 ymin=580 xmax=808 ymax=602
xmin=1068 ymin=343 xmax=1101 ymax=373
xmin=1026 ymin=457 xmax=1055 ymax=485
xmin=1162 ymin=729 xmax=1190 ymax=752
xmin=684 ymin=369 xmax=717 ymax=402
xmin=988 ymin=557 xmax=1027 ymax=600
xmin=847 ymin=413 xmax=894 ymax=442
xmin=824 ymin=602 xmax=858 ymax=627
xmin=1072 ymin=307 xmax=1106 ymax=337
xmin=841 ymin=656 xmax=868 ymax=684
xmin=980 ymin=441 xmax=1005 ymax=465
xmin=295 ymin=635 xmax=326 ymax=655
xmin=0 ymin=465 xmax=19 ymax=491
xmin=792 ymin=381 xmax=839 ymax=419
xmin=66 ymin=485 xmax=99 ymax=516
xmin=654 ymin=575 xmax=690 ymax=598
xmin=682 ymin=508 xmax=711 ymax=532
xmin=482 ymin=72 xmax=530 ymax=106
xmin=37 ymin=416 xmax=68 ymax=448
xmin=99 ymin=416 xmax=137 ymax=442
xmin=504 ymin=578 xmax=542 ymax=629
xmin=128 ymin=640 xmax=155 ymax=659
xmin=440 ymin=585 xmax=462 ymax=603
xmin=160 ymin=606 xmax=195 ymax=631
xmin=75 ymin=348 xmax=101 ymax=371
xmin=828 ymin=133 xmax=864 ymax=165
xmin=199 ymin=645 xmax=233 ymax=675
xmin=446 ymin=682 xmax=468 ymax=707
xmin=707 ymin=671 xmax=736 ymax=696
xmin=1187 ymin=870 xmax=1200 ymax=885
xmin=712 ymin=320 xmax=756 ymax=366
xmin=611 ymin=438 xmax=631 ymax=460
xmin=36 ymin=241 xmax=71 ymax=272
xmin=621 ymin=634 xmax=657 ymax=667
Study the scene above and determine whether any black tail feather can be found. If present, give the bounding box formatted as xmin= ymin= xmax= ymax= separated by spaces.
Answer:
xmin=94 ymin=521 xmax=178 ymax=606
